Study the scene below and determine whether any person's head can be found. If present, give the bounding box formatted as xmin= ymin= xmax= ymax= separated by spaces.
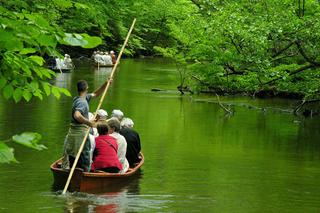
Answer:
xmin=107 ymin=118 xmax=121 ymax=133
xmin=97 ymin=121 xmax=109 ymax=135
xmin=110 ymin=50 xmax=115 ymax=55
xmin=111 ymin=109 xmax=124 ymax=121
xmin=97 ymin=109 xmax=108 ymax=120
xmin=120 ymin=118 xmax=134 ymax=128
xmin=77 ymin=80 xmax=88 ymax=94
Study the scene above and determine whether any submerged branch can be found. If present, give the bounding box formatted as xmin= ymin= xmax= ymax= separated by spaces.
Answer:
xmin=216 ymin=93 xmax=232 ymax=114
xmin=294 ymin=99 xmax=320 ymax=115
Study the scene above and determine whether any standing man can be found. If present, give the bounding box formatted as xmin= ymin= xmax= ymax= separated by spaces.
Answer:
xmin=110 ymin=50 xmax=117 ymax=64
xmin=62 ymin=80 xmax=109 ymax=172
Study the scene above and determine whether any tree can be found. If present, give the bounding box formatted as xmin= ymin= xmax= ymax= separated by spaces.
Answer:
xmin=154 ymin=0 xmax=320 ymax=100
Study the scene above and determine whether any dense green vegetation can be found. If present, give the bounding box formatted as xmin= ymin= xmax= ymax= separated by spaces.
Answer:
xmin=2 ymin=0 xmax=320 ymax=101
xmin=155 ymin=0 xmax=320 ymax=101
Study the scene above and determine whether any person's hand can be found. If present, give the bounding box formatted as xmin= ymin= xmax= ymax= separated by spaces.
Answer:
xmin=90 ymin=121 xmax=97 ymax=128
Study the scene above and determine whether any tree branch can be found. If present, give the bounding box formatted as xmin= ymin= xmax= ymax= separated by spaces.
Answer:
xmin=216 ymin=93 xmax=232 ymax=114
xmin=272 ymin=41 xmax=295 ymax=58
xmin=294 ymin=99 xmax=320 ymax=114
xmin=295 ymin=41 xmax=320 ymax=66
xmin=228 ymin=36 xmax=242 ymax=54
xmin=261 ymin=64 xmax=314 ymax=86
xmin=224 ymin=63 xmax=245 ymax=75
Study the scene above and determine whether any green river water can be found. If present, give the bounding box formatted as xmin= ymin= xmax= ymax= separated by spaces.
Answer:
xmin=0 ymin=59 xmax=320 ymax=212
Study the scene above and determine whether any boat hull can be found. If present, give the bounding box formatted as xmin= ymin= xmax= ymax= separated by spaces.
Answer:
xmin=95 ymin=63 xmax=114 ymax=67
xmin=51 ymin=153 xmax=144 ymax=192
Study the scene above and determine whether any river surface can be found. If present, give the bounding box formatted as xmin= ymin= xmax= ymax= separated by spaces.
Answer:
xmin=0 ymin=59 xmax=320 ymax=212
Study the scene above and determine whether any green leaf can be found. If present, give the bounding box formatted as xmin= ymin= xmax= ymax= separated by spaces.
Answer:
xmin=42 ymin=82 xmax=51 ymax=96
xmin=3 ymin=84 xmax=14 ymax=99
xmin=62 ymin=33 xmax=87 ymax=46
xmin=33 ymin=67 xmax=43 ymax=79
xmin=29 ymin=56 xmax=44 ymax=66
xmin=0 ymin=30 xmax=13 ymax=41
xmin=13 ymin=88 xmax=23 ymax=103
xmin=0 ymin=143 xmax=17 ymax=163
xmin=25 ymin=14 xmax=50 ymax=28
xmin=53 ymin=0 xmax=73 ymax=8
xmin=33 ymin=89 xmax=43 ymax=100
xmin=20 ymin=48 xmax=36 ymax=55
xmin=3 ymin=39 xmax=23 ymax=51
xmin=12 ymin=132 xmax=46 ymax=151
xmin=51 ymin=86 xmax=61 ymax=99
xmin=36 ymin=34 xmax=57 ymax=47
xmin=0 ymin=78 xmax=7 ymax=89
xmin=74 ymin=3 xmax=90 ymax=9
xmin=29 ymin=81 xmax=39 ymax=91
xmin=58 ymin=87 xmax=71 ymax=97
xmin=38 ymin=67 xmax=55 ymax=78
xmin=23 ymin=90 xmax=32 ymax=102
xmin=81 ymin=34 xmax=102 ymax=48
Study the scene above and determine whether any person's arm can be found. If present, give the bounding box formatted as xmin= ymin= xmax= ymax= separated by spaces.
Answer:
xmin=74 ymin=111 xmax=95 ymax=127
xmin=91 ymin=81 xmax=109 ymax=98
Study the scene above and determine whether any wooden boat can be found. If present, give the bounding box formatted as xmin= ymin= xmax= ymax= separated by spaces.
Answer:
xmin=95 ymin=63 xmax=114 ymax=67
xmin=51 ymin=68 xmax=73 ymax=72
xmin=50 ymin=153 xmax=144 ymax=192
xmin=48 ymin=65 xmax=74 ymax=72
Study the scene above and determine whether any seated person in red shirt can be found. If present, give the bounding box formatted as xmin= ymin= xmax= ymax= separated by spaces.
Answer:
xmin=91 ymin=121 xmax=123 ymax=173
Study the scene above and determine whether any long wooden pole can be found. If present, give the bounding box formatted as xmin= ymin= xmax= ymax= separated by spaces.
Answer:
xmin=62 ymin=18 xmax=137 ymax=194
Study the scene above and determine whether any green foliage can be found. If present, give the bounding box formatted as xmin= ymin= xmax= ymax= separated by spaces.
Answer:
xmin=12 ymin=132 xmax=46 ymax=151
xmin=0 ymin=3 xmax=102 ymax=102
xmin=0 ymin=132 xmax=45 ymax=163
xmin=0 ymin=143 xmax=17 ymax=163
xmin=152 ymin=0 xmax=320 ymax=99
xmin=2 ymin=0 xmax=319 ymax=100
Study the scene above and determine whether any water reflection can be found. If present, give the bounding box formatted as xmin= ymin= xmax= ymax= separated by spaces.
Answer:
xmin=94 ymin=67 xmax=112 ymax=84
xmin=54 ymin=72 xmax=73 ymax=90
xmin=62 ymin=172 xmax=149 ymax=213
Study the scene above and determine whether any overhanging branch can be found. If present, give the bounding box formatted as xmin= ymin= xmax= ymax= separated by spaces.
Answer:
xmin=261 ymin=64 xmax=314 ymax=86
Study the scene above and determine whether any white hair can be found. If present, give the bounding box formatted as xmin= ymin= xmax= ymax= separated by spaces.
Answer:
xmin=111 ymin=109 xmax=124 ymax=120
xmin=120 ymin=117 xmax=134 ymax=128
xmin=97 ymin=109 xmax=108 ymax=120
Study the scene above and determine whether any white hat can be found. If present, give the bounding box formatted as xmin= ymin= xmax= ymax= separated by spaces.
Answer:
xmin=110 ymin=50 xmax=115 ymax=54
xmin=120 ymin=118 xmax=134 ymax=128
xmin=111 ymin=109 xmax=124 ymax=120
xmin=97 ymin=109 xmax=108 ymax=120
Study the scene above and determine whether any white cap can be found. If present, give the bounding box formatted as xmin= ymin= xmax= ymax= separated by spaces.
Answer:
xmin=97 ymin=109 xmax=108 ymax=120
xmin=111 ymin=109 xmax=124 ymax=120
xmin=110 ymin=50 xmax=115 ymax=54
xmin=121 ymin=117 xmax=134 ymax=128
